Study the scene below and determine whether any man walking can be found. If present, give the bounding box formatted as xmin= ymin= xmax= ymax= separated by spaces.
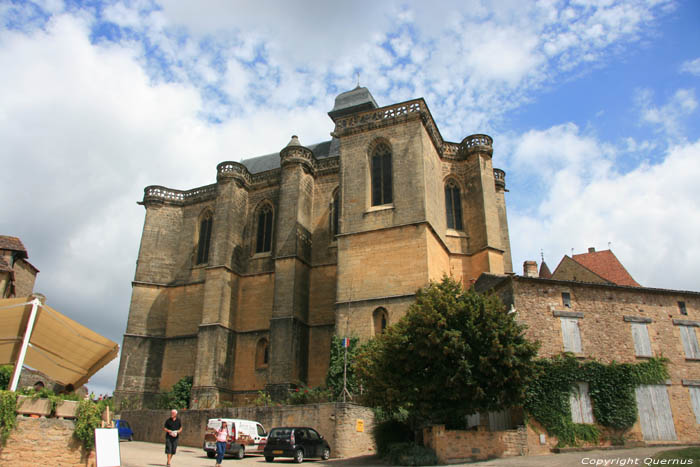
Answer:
xmin=164 ymin=409 xmax=182 ymax=467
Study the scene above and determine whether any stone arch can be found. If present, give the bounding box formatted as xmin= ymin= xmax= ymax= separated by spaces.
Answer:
xmin=367 ymin=139 xmax=393 ymax=207
xmin=372 ymin=307 xmax=389 ymax=336
xmin=255 ymin=338 xmax=269 ymax=368
xmin=254 ymin=200 xmax=274 ymax=254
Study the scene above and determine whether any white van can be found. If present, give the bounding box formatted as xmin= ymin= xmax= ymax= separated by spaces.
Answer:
xmin=202 ymin=418 xmax=268 ymax=459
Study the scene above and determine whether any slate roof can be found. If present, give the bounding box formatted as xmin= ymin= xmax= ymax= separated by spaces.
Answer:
xmin=571 ymin=249 xmax=640 ymax=287
xmin=0 ymin=236 xmax=27 ymax=258
xmin=240 ymin=138 xmax=339 ymax=174
xmin=539 ymin=260 xmax=552 ymax=279
xmin=328 ymin=86 xmax=378 ymax=119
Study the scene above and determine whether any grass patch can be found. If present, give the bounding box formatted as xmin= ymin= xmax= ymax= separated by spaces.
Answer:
xmin=653 ymin=447 xmax=700 ymax=462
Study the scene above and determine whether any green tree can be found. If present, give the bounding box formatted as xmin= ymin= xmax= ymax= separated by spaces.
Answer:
xmin=155 ymin=376 xmax=193 ymax=409
xmin=325 ymin=335 xmax=360 ymax=400
xmin=354 ymin=276 xmax=539 ymax=428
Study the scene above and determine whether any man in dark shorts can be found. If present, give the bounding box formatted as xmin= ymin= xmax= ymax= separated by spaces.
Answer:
xmin=164 ymin=409 xmax=182 ymax=466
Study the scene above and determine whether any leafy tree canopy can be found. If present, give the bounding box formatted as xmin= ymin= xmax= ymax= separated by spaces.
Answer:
xmin=326 ymin=335 xmax=361 ymax=400
xmin=354 ymin=276 xmax=539 ymax=427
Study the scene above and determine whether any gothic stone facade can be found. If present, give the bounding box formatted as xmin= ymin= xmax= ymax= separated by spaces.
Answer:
xmin=114 ymin=88 xmax=513 ymax=407
xmin=475 ymin=273 xmax=700 ymax=444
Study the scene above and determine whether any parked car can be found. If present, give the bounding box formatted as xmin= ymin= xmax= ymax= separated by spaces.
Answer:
xmin=263 ymin=427 xmax=331 ymax=463
xmin=202 ymin=418 xmax=267 ymax=459
xmin=115 ymin=420 xmax=133 ymax=441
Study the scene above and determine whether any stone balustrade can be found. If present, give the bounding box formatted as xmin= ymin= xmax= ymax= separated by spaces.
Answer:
xmin=142 ymin=184 xmax=217 ymax=206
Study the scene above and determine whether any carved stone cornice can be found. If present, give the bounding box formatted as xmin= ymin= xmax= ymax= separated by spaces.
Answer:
xmin=217 ymin=161 xmax=252 ymax=188
xmin=141 ymin=184 xmax=217 ymax=206
xmin=331 ymin=98 xmax=494 ymax=162
xmin=316 ymin=156 xmax=339 ymax=176
xmin=280 ymin=137 xmax=316 ymax=175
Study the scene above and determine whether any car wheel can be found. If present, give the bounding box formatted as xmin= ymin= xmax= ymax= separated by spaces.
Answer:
xmin=294 ymin=449 xmax=304 ymax=463
xmin=265 ymin=456 xmax=274 ymax=463
xmin=207 ymin=451 xmax=216 ymax=459
xmin=321 ymin=447 xmax=330 ymax=460
xmin=235 ymin=445 xmax=245 ymax=459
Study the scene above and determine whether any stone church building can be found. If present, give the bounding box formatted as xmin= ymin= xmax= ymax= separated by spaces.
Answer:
xmin=114 ymin=87 xmax=513 ymax=407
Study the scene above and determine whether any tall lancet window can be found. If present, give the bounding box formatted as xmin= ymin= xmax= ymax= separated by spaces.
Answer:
xmin=256 ymin=204 xmax=274 ymax=253
xmin=445 ymin=180 xmax=463 ymax=230
xmin=371 ymin=143 xmax=393 ymax=206
xmin=196 ymin=211 xmax=213 ymax=264
xmin=331 ymin=190 xmax=340 ymax=237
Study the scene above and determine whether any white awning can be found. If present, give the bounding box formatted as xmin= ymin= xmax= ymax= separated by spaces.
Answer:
xmin=0 ymin=296 xmax=119 ymax=388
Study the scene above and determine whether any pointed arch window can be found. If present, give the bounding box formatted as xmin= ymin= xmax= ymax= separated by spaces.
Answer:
xmin=196 ymin=211 xmax=213 ymax=264
xmin=256 ymin=204 xmax=274 ymax=253
xmin=373 ymin=307 xmax=388 ymax=336
xmin=445 ymin=180 xmax=463 ymax=230
xmin=256 ymin=338 xmax=269 ymax=368
xmin=371 ymin=143 xmax=392 ymax=206
xmin=331 ymin=190 xmax=340 ymax=237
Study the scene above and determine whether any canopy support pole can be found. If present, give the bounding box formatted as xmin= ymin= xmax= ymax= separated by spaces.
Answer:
xmin=9 ymin=297 xmax=41 ymax=392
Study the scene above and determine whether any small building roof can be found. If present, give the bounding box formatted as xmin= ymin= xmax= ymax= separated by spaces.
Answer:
xmin=539 ymin=260 xmax=552 ymax=279
xmin=571 ymin=249 xmax=640 ymax=287
xmin=0 ymin=236 xmax=27 ymax=259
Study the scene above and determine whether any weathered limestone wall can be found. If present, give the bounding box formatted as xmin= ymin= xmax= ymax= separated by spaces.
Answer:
xmin=423 ymin=424 xmax=528 ymax=464
xmin=0 ymin=417 xmax=89 ymax=466
xmin=120 ymin=402 xmax=375 ymax=458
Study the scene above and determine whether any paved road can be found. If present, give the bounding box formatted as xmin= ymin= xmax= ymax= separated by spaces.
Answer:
xmin=118 ymin=440 xmax=687 ymax=467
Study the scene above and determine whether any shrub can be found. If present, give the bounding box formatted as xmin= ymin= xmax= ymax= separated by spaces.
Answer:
xmin=0 ymin=366 xmax=12 ymax=391
xmin=384 ymin=442 xmax=438 ymax=466
xmin=74 ymin=399 xmax=103 ymax=451
xmin=286 ymin=386 xmax=332 ymax=405
xmin=0 ymin=390 xmax=18 ymax=445
xmin=253 ymin=390 xmax=272 ymax=407
xmin=373 ymin=419 xmax=413 ymax=456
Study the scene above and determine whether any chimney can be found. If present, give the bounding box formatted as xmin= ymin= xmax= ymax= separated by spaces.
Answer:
xmin=523 ymin=261 xmax=538 ymax=278
xmin=588 ymin=247 xmax=596 ymax=253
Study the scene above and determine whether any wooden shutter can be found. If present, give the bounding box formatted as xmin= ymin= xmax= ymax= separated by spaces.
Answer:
xmin=635 ymin=385 xmax=677 ymax=441
xmin=570 ymin=382 xmax=594 ymax=424
xmin=689 ymin=387 xmax=700 ymax=425
xmin=680 ymin=326 xmax=700 ymax=358
xmin=631 ymin=323 xmax=652 ymax=357
xmin=561 ymin=317 xmax=582 ymax=353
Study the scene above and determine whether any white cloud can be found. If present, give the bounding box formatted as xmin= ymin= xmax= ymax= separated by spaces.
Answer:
xmin=510 ymin=126 xmax=700 ymax=292
xmin=680 ymin=57 xmax=700 ymax=76
xmin=637 ymin=88 xmax=698 ymax=140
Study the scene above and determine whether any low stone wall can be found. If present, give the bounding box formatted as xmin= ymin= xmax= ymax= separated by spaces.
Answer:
xmin=423 ymin=425 xmax=528 ymax=464
xmin=0 ymin=417 xmax=91 ymax=466
xmin=119 ymin=402 xmax=375 ymax=458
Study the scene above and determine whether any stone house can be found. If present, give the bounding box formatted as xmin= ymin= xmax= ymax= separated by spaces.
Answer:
xmin=114 ymin=87 xmax=513 ymax=407
xmin=0 ymin=235 xmax=39 ymax=298
xmin=475 ymin=256 xmax=700 ymax=444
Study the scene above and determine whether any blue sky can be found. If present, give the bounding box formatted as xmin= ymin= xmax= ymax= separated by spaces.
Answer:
xmin=1 ymin=0 xmax=699 ymax=395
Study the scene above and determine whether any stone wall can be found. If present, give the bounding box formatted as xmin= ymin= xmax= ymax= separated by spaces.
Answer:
xmin=423 ymin=424 xmax=528 ymax=464
xmin=119 ymin=402 xmax=375 ymax=458
xmin=0 ymin=417 xmax=90 ymax=466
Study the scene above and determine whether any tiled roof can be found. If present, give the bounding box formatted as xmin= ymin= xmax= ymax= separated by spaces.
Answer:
xmin=539 ymin=261 xmax=552 ymax=279
xmin=571 ymin=249 xmax=640 ymax=287
xmin=0 ymin=236 xmax=27 ymax=258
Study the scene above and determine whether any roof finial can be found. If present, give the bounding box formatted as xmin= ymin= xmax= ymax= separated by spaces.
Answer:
xmin=355 ymin=71 xmax=360 ymax=89
xmin=540 ymin=249 xmax=544 ymax=262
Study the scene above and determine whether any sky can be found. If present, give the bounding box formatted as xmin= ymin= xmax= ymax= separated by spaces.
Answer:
xmin=1 ymin=0 xmax=699 ymax=395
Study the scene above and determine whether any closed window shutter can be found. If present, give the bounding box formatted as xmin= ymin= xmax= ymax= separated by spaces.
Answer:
xmin=635 ymin=385 xmax=677 ymax=441
xmin=680 ymin=326 xmax=700 ymax=359
xmin=561 ymin=317 xmax=582 ymax=353
xmin=631 ymin=323 xmax=652 ymax=357
xmin=689 ymin=387 xmax=700 ymax=425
